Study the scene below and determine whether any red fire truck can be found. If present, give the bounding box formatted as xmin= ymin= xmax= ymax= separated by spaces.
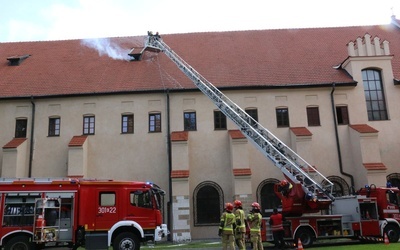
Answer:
xmin=259 ymin=182 xmax=400 ymax=247
xmin=0 ymin=178 xmax=168 ymax=250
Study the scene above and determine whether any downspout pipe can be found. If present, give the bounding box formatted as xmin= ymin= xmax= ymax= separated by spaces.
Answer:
xmin=29 ymin=96 xmax=35 ymax=177
xmin=165 ymin=89 xmax=173 ymax=241
xmin=330 ymin=83 xmax=355 ymax=192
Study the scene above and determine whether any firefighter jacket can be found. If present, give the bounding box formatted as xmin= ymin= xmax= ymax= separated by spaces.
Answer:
xmin=269 ymin=212 xmax=284 ymax=231
xmin=219 ymin=211 xmax=236 ymax=234
xmin=235 ymin=208 xmax=246 ymax=233
xmin=247 ymin=212 xmax=262 ymax=233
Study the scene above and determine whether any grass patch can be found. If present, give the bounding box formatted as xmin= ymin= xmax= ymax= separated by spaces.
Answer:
xmin=140 ymin=241 xmax=400 ymax=249
xmin=309 ymin=242 xmax=400 ymax=250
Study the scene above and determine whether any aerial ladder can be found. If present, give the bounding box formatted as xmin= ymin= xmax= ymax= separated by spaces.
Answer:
xmin=144 ymin=32 xmax=335 ymax=215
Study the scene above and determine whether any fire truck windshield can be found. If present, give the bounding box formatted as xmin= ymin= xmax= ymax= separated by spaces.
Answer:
xmin=151 ymin=186 xmax=165 ymax=210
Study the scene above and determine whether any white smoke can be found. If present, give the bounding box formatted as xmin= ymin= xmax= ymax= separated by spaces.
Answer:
xmin=81 ymin=38 xmax=131 ymax=61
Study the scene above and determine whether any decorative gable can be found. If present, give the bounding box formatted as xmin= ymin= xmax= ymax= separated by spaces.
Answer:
xmin=347 ymin=33 xmax=390 ymax=57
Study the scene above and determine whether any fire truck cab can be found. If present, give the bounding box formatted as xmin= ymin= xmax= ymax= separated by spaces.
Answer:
xmin=0 ymin=178 xmax=167 ymax=250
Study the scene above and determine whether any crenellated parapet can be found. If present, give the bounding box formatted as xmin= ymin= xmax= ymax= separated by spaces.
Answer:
xmin=347 ymin=33 xmax=390 ymax=57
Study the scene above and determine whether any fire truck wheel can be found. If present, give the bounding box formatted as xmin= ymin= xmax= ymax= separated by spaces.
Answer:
xmin=4 ymin=235 xmax=32 ymax=250
xmin=384 ymin=224 xmax=400 ymax=243
xmin=113 ymin=232 xmax=140 ymax=250
xmin=295 ymin=228 xmax=314 ymax=248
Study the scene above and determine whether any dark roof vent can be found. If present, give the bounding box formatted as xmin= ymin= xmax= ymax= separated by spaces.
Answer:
xmin=128 ymin=47 xmax=145 ymax=61
xmin=128 ymin=46 xmax=161 ymax=61
xmin=7 ymin=54 xmax=30 ymax=66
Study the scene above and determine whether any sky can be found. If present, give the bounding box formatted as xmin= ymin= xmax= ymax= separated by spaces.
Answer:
xmin=0 ymin=0 xmax=399 ymax=43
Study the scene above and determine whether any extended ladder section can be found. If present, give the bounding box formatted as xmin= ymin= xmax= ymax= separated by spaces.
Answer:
xmin=145 ymin=33 xmax=335 ymax=202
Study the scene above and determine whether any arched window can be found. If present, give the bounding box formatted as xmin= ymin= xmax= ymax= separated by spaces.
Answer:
xmin=257 ymin=179 xmax=281 ymax=216
xmin=362 ymin=69 xmax=388 ymax=121
xmin=323 ymin=176 xmax=350 ymax=197
xmin=193 ymin=181 xmax=223 ymax=226
xmin=387 ymin=173 xmax=400 ymax=188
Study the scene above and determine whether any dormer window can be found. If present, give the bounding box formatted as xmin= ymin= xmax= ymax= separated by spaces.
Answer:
xmin=7 ymin=54 xmax=30 ymax=66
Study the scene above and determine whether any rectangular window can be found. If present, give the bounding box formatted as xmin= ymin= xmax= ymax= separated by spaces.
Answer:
xmin=336 ymin=106 xmax=349 ymax=125
xmin=83 ymin=116 xmax=95 ymax=135
xmin=306 ymin=107 xmax=320 ymax=126
xmin=245 ymin=108 xmax=258 ymax=127
xmin=362 ymin=69 xmax=388 ymax=121
xmin=130 ymin=191 xmax=152 ymax=208
xmin=48 ymin=117 xmax=61 ymax=136
xmin=121 ymin=114 xmax=134 ymax=134
xmin=245 ymin=109 xmax=258 ymax=122
xmin=149 ymin=113 xmax=161 ymax=132
xmin=214 ymin=111 xmax=227 ymax=130
xmin=100 ymin=192 xmax=115 ymax=206
xmin=276 ymin=108 xmax=289 ymax=127
xmin=15 ymin=119 xmax=27 ymax=138
xmin=184 ymin=112 xmax=197 ymax=131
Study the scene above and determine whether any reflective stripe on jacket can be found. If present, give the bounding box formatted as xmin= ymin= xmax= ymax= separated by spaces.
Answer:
xmin=247 ymin=212 xmax=262 ymax=233
xmin=269 ymin=213 xmax=284 ymax=231
xmin=219 ymin=212 xmax=236 ymax=233
xmin=235 ymin=208 xmax=246 ymax=232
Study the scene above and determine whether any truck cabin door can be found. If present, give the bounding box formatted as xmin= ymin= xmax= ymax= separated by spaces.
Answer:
xmin=359 ymin=201 xmax=380 ymax=236
xmin=95 ymin=190 xmax=119 ymax=230
xmin=125 ymin=189 xmax=157 ymax=229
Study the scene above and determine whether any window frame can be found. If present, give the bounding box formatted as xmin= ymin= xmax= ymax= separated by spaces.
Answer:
xmin=245 ymin=108 xmax=258 ymax=122
xmin=15 ymin=118 xmax=28 ymax=138
xmin=99 ymin=192 xmax=116 ymax=206
xmin=336 ymin=106 xmax=349 ymax=125
xmin=83 ymin=115 xmax=95 ymax=135
xmin=48 ymin=117 xmax=61 ymax=137
xmin=121 ymin=114 xmax=134 ymax=134
xmin=276 ymin=107 xmax=289 ymax=127
xmin=149 ymin=113 xmax=161 ymax=133
xmin=183 ymin=111 xmax=197 ymax=131
xmin=213 ymin=110 xmax=227 ymax=130
xmin=362 ymin=69 xmax=388 ymax=121
xmin=306 ymin=106 xmax=321 ymax=126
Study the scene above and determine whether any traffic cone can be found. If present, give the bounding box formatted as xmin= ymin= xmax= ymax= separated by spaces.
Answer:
xmin=384 ymin=233 xmax=389 ymax=245
xmin=297 ymin=238 xmax=304 ymax=250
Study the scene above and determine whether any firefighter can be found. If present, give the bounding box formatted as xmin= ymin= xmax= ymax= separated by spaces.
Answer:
xmin=269 ymin=207 xmax=285 ymax=249
xmin=247 ymin=202 xmax=263 ymax=250
xmin=219 ymin=202 xmax=236 ymax=250
xmin=278 ymin=179 xmax=293 ymax=197
xmin=233 ymin=200 xmax=246 ymax=250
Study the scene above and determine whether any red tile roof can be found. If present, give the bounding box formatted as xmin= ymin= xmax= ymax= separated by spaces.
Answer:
xmin=228 ymin=129 xmax=246 ymax=139
xmin=363 ymin=163 xmax=387 ymax=171
xmin=171 ymin=170 xmax=189 ymax=178
xmin=171 ymin=131 xmax=189 ymax=141
xmin=290 ymin=127 xmax=312 ymax=136
xmin=3 ymin=138 xmax=27 ymax=148
xmin=1 ymin=24 xmax=399 ymax=99
xmin=349 ymin=124 xmax=379 ymax=133
xmin=233 ymin=168 xmax=252 ymax=176
xmin=68 ymin=135 xmax=88 ymax=147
